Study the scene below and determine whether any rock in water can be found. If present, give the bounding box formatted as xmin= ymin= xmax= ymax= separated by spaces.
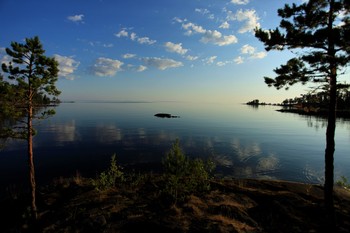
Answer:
xmin=154 ymin=113 xmax=180 ymax=118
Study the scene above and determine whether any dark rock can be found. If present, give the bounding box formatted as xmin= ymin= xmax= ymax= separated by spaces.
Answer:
xmin=154 ymin=113 xmax=180 ymax=118
xmin=94 ymin=215 xmax=107 ymax=227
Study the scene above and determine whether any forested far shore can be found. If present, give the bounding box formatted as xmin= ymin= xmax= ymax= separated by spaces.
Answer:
xmin=246 ymin=87 xmax=350 ymax=118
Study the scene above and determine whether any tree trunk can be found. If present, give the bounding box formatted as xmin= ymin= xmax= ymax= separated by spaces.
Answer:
xmin=28 ymin=100 xmax=37 ymax=220
xmin=324 ymin=0 xmax=336 ymax=227
xmin=324 ymin=73 xmax=336 ymax=224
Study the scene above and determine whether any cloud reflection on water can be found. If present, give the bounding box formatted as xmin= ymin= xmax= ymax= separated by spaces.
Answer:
xmin=95 ymin=123 xmax=122 ymax=143
xmin=4 ymin=102 xmax=347 ymax=184
xmin=231 ymin=138 xmax=261 ymax=162
xmin=46 ymin=120 xmax=78 ymax=145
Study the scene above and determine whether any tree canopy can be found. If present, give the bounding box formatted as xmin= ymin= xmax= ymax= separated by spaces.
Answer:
xmin=255 ymin=0 xmax=350 ymax=90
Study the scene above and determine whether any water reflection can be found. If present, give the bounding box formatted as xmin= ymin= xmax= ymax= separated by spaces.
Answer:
xmin=302 ymin=114 xmax=350 ymax=131
xmin=305 ymin=116 xmax=327 ymax=131
xmin=302 ymin=164 xmax=323 ymax=183
xmin=95 ymin=123 xmax=122 ymax=143
xmin=231 ymin=138 xmax=261 ymax=162
xmin=199 ymin=137 xmax=282 ymax=180
xmin=1 ymin=102 xmax=349 ymax=187
xmin=48 ymin=120 xmax=78 ymax=144
xmin=256 ymin=154 xmax=280 ymax=176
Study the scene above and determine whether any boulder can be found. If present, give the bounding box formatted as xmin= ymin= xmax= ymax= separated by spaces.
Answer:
xmin=154 ymin=113 xmax=180 ymax=118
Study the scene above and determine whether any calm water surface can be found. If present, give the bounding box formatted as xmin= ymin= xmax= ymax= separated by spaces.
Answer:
xmin=1 ymin=102 xmax=349 ymax=190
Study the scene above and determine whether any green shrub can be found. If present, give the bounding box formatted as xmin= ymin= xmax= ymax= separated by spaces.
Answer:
xmin=92 ymin=154 xmax=124 ymax=191
xmin=162 ymin=139 xmax=216 ymax=203
xmin=123 ymin=170 xmax=149 ymax=190
xmin=336 ymin=176 xmax=350 ymax=189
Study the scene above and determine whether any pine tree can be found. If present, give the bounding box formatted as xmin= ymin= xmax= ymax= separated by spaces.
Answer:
xmin=255 ymin=0 xmax=349 ymax=228
xmin=1 ymin=36 xmax=60 ymax=219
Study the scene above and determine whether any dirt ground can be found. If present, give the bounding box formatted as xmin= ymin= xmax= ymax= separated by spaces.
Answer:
xmin=1 ymin=177 xmax=350 ymax=233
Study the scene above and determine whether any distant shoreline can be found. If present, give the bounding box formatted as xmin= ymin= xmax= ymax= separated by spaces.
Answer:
xmin=274 ymin=107 xmax=350 ymax=119
xmin=244 ymin=103 xmax=350 ymax=119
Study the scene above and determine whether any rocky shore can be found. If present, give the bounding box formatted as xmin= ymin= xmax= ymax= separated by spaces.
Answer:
xmin=1 ymin=177 xmax=350 ymax=233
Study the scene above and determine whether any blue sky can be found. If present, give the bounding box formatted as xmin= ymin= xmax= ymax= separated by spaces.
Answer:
xmin=0 ymin=0 xmax=329 ymax=103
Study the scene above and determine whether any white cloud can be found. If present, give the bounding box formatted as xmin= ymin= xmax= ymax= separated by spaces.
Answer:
xmin=233 ymin=9 xmax=260 ymax=33
xmin=54 ymin=54 xmax=80 ymax=80
xmin=137 ymin=36 xmax=156 ymax=45
xmin=186 ymin=55 xmax=199 ymax=61
xmin=67 ymin=14 xmax=84 ymax=23
xmin=126 ymin=64 xmax=148 ymax=72
xmin=205 ymin=56 xmax=217 ymax=64
xmin=216 ymin=62 xmax=225 ymax=66
xmin=122 ymin=53 xmax=136 ymax=59
xmin=103 ymin=43 xmax=114 ymax=48
xmin=92 ymin=57 xmax=123 ymax=77
xmin=0 ymin=48 xmax=11 ymax=66
xmin=250 ymin=51 xmax=267 ymax=59
xmin=219 ymin=21 xmax=230 ymax=29
xmin=200 ymin=30 xmax=238 ymax=46
xmin=240 ymin=44 xmax=267 ymax=59
xmin=142 ymin=57 xmax=183 ymax=70
xmin=231 ymin=0 xmax=249 ymax=5
xmin=226 ymin=9 xmax=260 ymax=33
xmin=195 ymin=8 xmax=214 ymax=20
xmin=195 ymin=8 xmax=210 ymax=15
xmin=88 ymin=41 xmax=114 ymax=48
xmin=173 ymin=17 xmax=185 ymax=23
xmin=130 ymin=32 xmax=137 ymax=41
xmin=240 ymin=44 xmax=255 ymax=54
xmin=234 ymin=56 xmax=244 ymax=64
xmin=216 ymin=61 xmax=228 ymax=66
xmin=136 ymin=65 xmax=148 ymax=72
xmin=180 ymin=20 xmax=237 ymax=46
xmin=115 ymin=29 xmax=156 ymax=45
xmin=115 ymin=29 xmax=128 ymax=38
xmin=164 ymin=42 xmax=188 ymax=55
xmin=182 ymin=22 xmax=206 ymax=35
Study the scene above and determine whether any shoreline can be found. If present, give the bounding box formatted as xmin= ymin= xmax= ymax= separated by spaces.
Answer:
xmin=276 ymin=108 xmax=350 ymax=118
xmin=1 ymin=175 xmax=350 ymax=232
xmin=245 ymin=103 xmax=350 ymax=119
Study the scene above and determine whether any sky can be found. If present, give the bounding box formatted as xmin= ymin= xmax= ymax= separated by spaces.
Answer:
xmin=0 ymin=0 xmax=338 ymax=104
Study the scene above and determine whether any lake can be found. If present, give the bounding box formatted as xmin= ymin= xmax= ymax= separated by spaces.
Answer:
xmin=1 ymin=102 xmax=350 ymax=191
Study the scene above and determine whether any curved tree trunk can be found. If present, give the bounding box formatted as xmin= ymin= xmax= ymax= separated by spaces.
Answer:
xmin=28 ymin=96 xmax=37 ymax=220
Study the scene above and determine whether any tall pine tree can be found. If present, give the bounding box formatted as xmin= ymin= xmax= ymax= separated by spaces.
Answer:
xmin=255 ymin=0 xmax=350 ymax=227
xmin=1 ymin=36 xmax=60 ymax=219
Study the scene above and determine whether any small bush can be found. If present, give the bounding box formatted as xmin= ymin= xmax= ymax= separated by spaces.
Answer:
xmin=92 ymin=154 xmax=124 ymax=191
xmin=162 ymin=139 xmax=216 ymax=203
xmin=336 ymin=176 xmax=350 ymax=189
xmin=123 ymin=170 xmax=149 ymax=190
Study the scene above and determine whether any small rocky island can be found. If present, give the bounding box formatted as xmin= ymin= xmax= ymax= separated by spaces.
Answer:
xmin=154 ymin=113 xmax=180 ymax=118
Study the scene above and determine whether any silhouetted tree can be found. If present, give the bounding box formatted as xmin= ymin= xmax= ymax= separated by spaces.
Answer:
xmin=246 ymin=99 xmax=260 ymax=105
xmin=255 ymin=0 xmax=350 ymax=227
xmin=1 ymin=36 xmax=60 ymax=219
